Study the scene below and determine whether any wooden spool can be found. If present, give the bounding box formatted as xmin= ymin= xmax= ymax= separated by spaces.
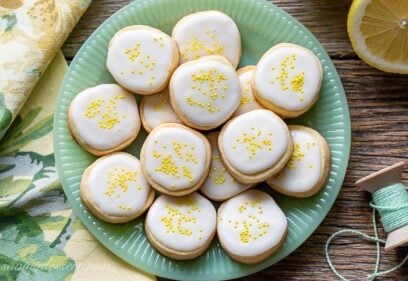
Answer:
xmin=355 ymin=161 xmax=408 ymax=251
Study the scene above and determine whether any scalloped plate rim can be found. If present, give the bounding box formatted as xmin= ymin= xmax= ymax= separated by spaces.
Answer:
xmin=54 ymin=0 xmax=351 ymax=280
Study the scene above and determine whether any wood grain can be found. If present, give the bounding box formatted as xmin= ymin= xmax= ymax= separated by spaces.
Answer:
xmin=62 ymin=0 xmax=408 ymax=280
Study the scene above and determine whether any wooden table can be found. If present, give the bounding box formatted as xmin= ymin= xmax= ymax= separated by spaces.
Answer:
xmin=62 ymin=0 xmax=408 ymax=280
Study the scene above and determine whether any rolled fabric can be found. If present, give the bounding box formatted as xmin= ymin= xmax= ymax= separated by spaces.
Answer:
xmin=0 ymin=0 xmax=91 ymax=139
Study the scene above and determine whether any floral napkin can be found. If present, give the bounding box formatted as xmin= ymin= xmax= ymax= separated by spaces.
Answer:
xmin=0 ymin=1 xmax=156 ymax=279
xmin=0 ymin=51 xmax=156 ymax=281
xmin=0 ymin=0 xmax=91 ymax=139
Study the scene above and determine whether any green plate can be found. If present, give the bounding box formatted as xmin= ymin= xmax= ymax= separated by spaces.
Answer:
xmin=54 ymin=0 xmax=351 ymax=280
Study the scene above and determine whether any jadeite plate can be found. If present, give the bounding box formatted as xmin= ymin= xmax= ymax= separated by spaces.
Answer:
xmin=54 ymin=0 xmax=351 ymax=280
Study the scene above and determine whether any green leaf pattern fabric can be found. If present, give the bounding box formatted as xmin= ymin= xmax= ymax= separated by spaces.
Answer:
xmin=0 ymin=0 xmax=91 ymax=140
xmin=0 ymin=52 xmax=156 ymax=281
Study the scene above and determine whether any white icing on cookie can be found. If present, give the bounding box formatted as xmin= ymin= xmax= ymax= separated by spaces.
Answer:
xmin=107 ymin=26 xmax=178 ymax=94
xmin=232 ymin=67 xmax=263 ymax=117
xmin=172 ymin=10 xmax=241 ymax=67
xmin=142 ymin=125 xmax=209 ymax=191
xmin=85 ymin=153 xmax=151 ymax=216
xmin=220 ymin=109 xmax=290 ymax=174
xmin=69 ymin=84 xmax=140 ymax=150
xmin=170 ymin=56 xmax=241 ymax=129
xmin=267 ymin=127 xmax=324 ymax=194
xmin=217 ymin=190 xmax=287 ymax=257
xmin=141 ymin=89 xmax=181 ymax=131
xmin=146 ymin=193 xmax=216 ymax=252
xmin=200 ymin=133 xmax=252 ymax=201
xmin=254 ymin=43 xmax=322 ymax=111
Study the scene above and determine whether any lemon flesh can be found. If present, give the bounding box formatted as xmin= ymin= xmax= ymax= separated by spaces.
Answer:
xmin=348 ymin=0 xmax=408 ymax=74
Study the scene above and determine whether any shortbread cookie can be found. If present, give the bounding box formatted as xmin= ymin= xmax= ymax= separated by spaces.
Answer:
xmin=172 ymin=10 xmax=241 ymax=68
xmin=217 ymin=190 xmax=288 ymax=264
xmin=200 ymin=133 xmax=253 ymax=201
xmin=107 ymin=25 xmax=179 ymax=95
xmin=219 ymin=109 xmax=293 ymax=184
xmin=140 ymin=89 xmax=181 ymax=132
xmin=80 ymin=152 xmax=154 ymax=223
xmin=140 ymin=123 xmax=211 ymax=196
xmin=232 ymin=66 xmax=263 ymax=117
xmin=267 ymin=125 xmax=331 ymax=197
xmin=169 ymin=55 xmax=241 ymax=130
xmin=68 ymin=84 xmax=140 ymax=156
xmin=145 ymin=192 xmax=216 ymax=260
xmin=252 ymin=43 xmax=323 ymax=118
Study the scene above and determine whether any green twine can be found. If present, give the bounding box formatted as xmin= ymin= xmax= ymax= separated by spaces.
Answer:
xmin=325 ymin=183 xmax=408 ymax=280
xmin=371 ymin=183 xmax=408 ymax=233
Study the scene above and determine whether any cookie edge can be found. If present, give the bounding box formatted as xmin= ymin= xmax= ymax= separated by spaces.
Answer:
xmin=266 ymin=125 xmax=331 ymax=198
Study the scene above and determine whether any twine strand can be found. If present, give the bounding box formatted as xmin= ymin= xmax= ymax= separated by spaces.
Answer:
xmin=371 ymin=183 xmax=408 ymax=233
xmin=325 ymin=183 xmax=408 ymax=280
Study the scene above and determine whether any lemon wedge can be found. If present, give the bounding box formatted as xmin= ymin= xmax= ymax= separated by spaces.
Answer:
xmin=348 ymin=0 xmax=408 ymax=74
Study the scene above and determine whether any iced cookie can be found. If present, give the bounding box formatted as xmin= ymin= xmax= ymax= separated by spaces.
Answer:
xmin=145 ymin=192 xmax=216 ymax=260
xmin=232 ymin=66 xmax=263 ymax=117
xmin=169 ymin=55 xmax=241 ymax=130
xmin=252 ymin=43 xmax=323 ymax=118
xmin=107 ymin=25 xmax=179 ymax=95
xmin=80 ymin=152 xmax=154 ymax=223
xmin=68 ymin=84 xmax=140 ymax=156
xmin=200 ymin=133 xmax=253 ymax=201
xmin=172 ymin=10 xmax=241 ymax=68
xmin=140 ymin=89 xmax=181 ymax=132
xmin=217 ymin=190 xmax=287 ymax=264
xmin=267 ymin=125 xmax=331 ymax=197
xmin=219 ymin=109 xmax=293 ymax=184
xmin=140 ymin=123 xmax=211 ymax=196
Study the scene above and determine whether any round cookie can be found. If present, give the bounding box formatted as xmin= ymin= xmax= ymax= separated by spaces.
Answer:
xmin=140 ymin=123 xmax=211 ymax=196
xmin=217 ymin=190 xmax=288 ymax=264
xmin=172 ymin=10 xmax=241 ymax=68
xmin=169 ymin=55 xmax=241 ymax=130
xmin=106 ymin=25 xmax=179 ymax=95
xmin=200 ymin=132 xmax=253 ymax=201
xmin=80 ymin=152 xmax=154 ymax=223
xmin=252 ymin=43 xmax=323 ymax=118
xmin=145 ymin=192 xmax=216 ymax=260
xmin=267 ymin=125 xmax=331 ymax=197
xmin=232 ymin=66 xmax=263 ymax=117
xmin=140 ymin=89 xmax=181 ymax=132
xmin=219 ymin=109 xmax=293 ymax=184
xmin=68 ymin=84 xmax=140 ymax=156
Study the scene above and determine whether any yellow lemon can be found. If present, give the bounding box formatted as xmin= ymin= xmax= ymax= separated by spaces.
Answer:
xmin=348 ymin=0 xmax=408 ymax=74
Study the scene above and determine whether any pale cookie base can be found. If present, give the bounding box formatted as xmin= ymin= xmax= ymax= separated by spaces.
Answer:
xmin=169 ymin=55 xmax=240 ymax=130
xmin=140 ymin=123 xmax=211 ymax=197
xmin=237 ymin=65 xmax=255 ymax=76
xmin=107 ymin=25 xmax=180 ymax=95
xmin=218 ymin=116 xmax=294 ymax=184
xmin=144 ymin=222 xmax=215 ymax=260
xmin=266 ymin=125 xmax=331 ymax=198
xmin=200 ymin=132 xmax=255 ymax=201
xmin=80 ymin=153 xmax=155 ymax=224
xmin=232 ymin=65 xmax=264 ymax=117
xmin=217 ymin=201 xmax=288 ymax=264
xmin=67 ymin=105 xmax=140 ymax=156
xmin=139 ymin=97 xmax=153 ymax=132
xmin=201 ymin=181 xmax=255 ymax=202
xmin=171 ymin=10 xmax=242 ymax=68
xmin=251 ymin=43 xmax=323 ymax=118
xmin=139 ymin=90 xmax=180 ymax=133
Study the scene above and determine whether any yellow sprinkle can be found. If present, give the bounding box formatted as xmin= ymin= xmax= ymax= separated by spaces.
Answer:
xmin=105 ymin=168 xmax=137 ymax=197
xmin=287 ymin=144 xmax=305 ymax=169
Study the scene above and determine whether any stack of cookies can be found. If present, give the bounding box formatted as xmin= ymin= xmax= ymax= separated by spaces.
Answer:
xmin=68 ymin=10 xmax=331 ymax=264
